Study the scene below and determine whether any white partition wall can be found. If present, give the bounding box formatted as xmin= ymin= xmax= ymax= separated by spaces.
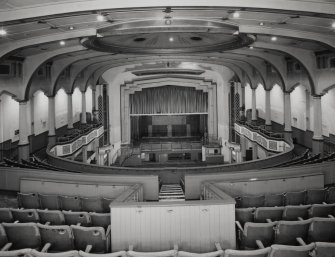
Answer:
xmin=110 ymin=200 xmax=236 ymax=253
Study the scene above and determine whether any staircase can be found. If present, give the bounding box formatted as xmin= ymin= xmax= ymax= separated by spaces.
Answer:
xmin=159 ymin=184 xmax=185 ymax=202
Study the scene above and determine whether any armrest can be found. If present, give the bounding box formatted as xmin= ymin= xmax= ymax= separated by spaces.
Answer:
xmin=235 ymin=221 xmax=244 ymax=233
xmin=328 ymin=215 xmax=335 ymax=218
xmin=106 ymin=225 xmax=111 ymax=237
xmin=1 ymin=242 xmax=12 ymax=251
xmin=256 ymin=240 xmax=265 ymax=249
xmin=266 ymin=219 xmax=272 ymax=223
xmin=298 ymin=217 xmax=304 ymax=221
xmin=41 ymin=242 xmax=51 ymax=252
xmin=296 ymin=237 xmax=306 ymax=246
xmin=45 ymin=222 xmax=51 ymax=226
xmin=76 ymin=223 xmax=81 ymax=226
xmin=85 ymin=245 xmax=93 ymax=253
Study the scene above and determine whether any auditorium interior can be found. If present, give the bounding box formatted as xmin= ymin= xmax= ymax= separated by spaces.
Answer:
xmin=1 ymin=1 xmax=335 ymax=256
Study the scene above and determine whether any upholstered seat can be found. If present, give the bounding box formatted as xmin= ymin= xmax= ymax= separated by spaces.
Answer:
xmin=254 ymin=207 xmax=284 ymax=223
xmin=274 ymin=219 xmax=312 ymax=245
xmin=18 ymin=192 xmax=40 ymax=209
xmin=37 ymin=210 xmax=65 ymax=225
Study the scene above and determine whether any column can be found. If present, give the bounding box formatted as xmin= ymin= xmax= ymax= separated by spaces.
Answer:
xmin=283 ymin=92 xmax=292 ymax=132
xmin=81 ymin=90 xmax=87 ymax=124
xmin=265 ymin=89 xmax=272 ymax=130
xmin=240 ymin=136 xmax=247 ymax=162
xmin=92 ymin=87 xmax=99 ymax=122
xmin=305 ymin=90 xmax=311 ymax=131
xmin=48 ymin=96 xmax=56 ymax=137
xmin=82 ymin=145 xmax=88 ymax=163
xmin=252 ymin=142 xmax=258 ymax=160
xmin=18 ymin=101 xmax=30 ymax=161
xmin=67 ymin=93 xmax=73 ymax=129
xmin=312 ymin=95 xmax=324 ymax=155
xmin=251 ymin=88 xmax=257 ymax=124
xmin=240 ymin=85 xmax=246 ymax=120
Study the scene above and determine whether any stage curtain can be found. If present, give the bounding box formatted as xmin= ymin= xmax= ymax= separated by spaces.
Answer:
xmin=130 ymin=86 xmax=208 ymax=114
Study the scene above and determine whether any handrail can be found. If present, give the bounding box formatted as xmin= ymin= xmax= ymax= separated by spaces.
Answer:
xmin=201 ymin=182 xmax=235 ymax=203
xmin=113 ymin=183 xmax=143 ymax=203
xmin=140 ymin=141 xmax=202 ymax=152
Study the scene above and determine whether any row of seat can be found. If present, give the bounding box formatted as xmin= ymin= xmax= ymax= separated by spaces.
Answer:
xmin=269 ymin=149 xmax=310 ymax=168
xmin=0 ymin=208 xmax=110 ymax=228
xmin=0 ymin=222 xmax=110 ymax=255
xmin=18 ymin=193 xmax=114 ymax=213
xmin=236 ymin=203 xmax=335 ymax=225
xmin=235 ymin=187 xmax=335 ymax=208
xmin=235 ymin=217 xmax=335 ymax=250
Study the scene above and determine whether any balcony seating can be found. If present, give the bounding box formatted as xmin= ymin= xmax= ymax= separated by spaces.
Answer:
xmin=235 ymin=208 xmax=255 ymax=226
xmin=327 ymin=187 xmax=335 ymax=204
xmin=101 ymin=198 xmax=114 ymax=213
xmin=39 ymin=194 xmax=61 ymax=210
xmin=284 ymin=191 xmax=306 ymax=206
xmin=274 ymin=219 xmax=311 ymax=245
xmin=308 ymin=203 xmax=335 ymax=218
xmin=18 ymin=192 xmax=40 ymax=209
xmin=223 ymin=247 xmax=271 ymax=257
xmin=282 ymin=205 xmax=311 ymax=221
xmin=264 ymin=194 xmax=284 ymax=207
xmin=30 ymin=250 xmax=80 ymax=257
xmin=239 ymin=195 xmax=265 ymax=208
xmin=305 ymin=189 xmax=326 ymax=204
xmin=0 ymin=208 xmax=13 ymax=223
xmin=81 ymin=198 xmax=104 ymax=213
xmin=11 ymin=208 xmax=39 ymax=223
xmin=59 ymin=196 xmax=82 ymax=212
xmin=89 ymin=213 xmax=110 ymax=229
xmin=314 ymin=242 xmax=335 ymax=257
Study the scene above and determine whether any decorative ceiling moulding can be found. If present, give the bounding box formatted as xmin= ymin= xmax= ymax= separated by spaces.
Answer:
xmin=81 ymin=19 xmax=255 ymax=54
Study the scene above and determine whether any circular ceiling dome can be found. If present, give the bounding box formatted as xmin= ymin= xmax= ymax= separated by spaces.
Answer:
xmin=81 ymin=19 xmax=255 ymax=54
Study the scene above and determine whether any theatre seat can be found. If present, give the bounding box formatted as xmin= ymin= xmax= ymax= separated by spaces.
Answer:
xmin=2 ymin=222 xmax=41 ymax=250
xmin=274 ymin=219 xmax=311 ymax=245
xmin=326 ymin=187 xmax=335 ymax=204
xmin=0 ymin=224 xmax=7 ymax=250
xmin=269 ymin=243 xmax=315 ymax=257
xmin=38 ymin=223 xmax=74 ymax=252
xmin=282 ymin=205 xmax=311 ymax=220
xmin=62 ymin=211 xmax=91 ymax=226
xmin=254 ymin=207 xmax=284 ymax=223
xmin=89 ymin=213 xmax=110 ymax=229
xmin=264 ymin=194 xmax=284 ymax=207
xmin=308 ymin=203 xmax=335 ymax=218
xmin=284 ymin=191 xmax=306 ymax=206
xmin=101 ymin=198 xmax=114 ymax=213
xmin=59 ymin=196 xmax=81 ymax=211
xmin=37 ymin=210 xmax=65 ymax=225
xmin=240 ymin=195 xmax=265 ymax=208
xmin=235 ymin=208 xmax=255 ymax=226
xmin=71 ymin=225 xmax=110 ymax=253
xmin=0 ymin=248 xmax=33 ymax=257
xmin=78 ymin=250 xmax=127 ymax=257
xmin=39 ymin=194 xmax=61 ymax=210
xmin=236 ymin=221 xmax=276 ymax=249
xmin=0 ymin=208 xmax=14 ymax=223
xmin=11 ymin=208 xmax=39 ymax=223
xmin=314 ymin=242 xmax=335 ymax=257
xmin=223 ymin=247 xmax=271 ymax=257
xmin=306 ymin=189 xmax=326 ymax=204
xmin=308 ymin=218 xmax=335 ymax=243
xmin=18 ymin=192 xmax=40 ymax=209
xmin=31 ymin=250 xmax=79 ymax=257
xmin=81 ymin=198 xmax=103 ymax=213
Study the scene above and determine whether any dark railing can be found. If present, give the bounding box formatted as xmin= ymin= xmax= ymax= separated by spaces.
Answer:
xmin=56 ymin=123 xmax=102 ymax=145
xmin=237 ymin=120 xmax=284 ymax=140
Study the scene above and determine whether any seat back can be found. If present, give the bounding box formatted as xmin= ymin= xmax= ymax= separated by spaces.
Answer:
xmin=89 ymin=213 xmax=111 ymax=229
xmin=102 ymin=198 xmax=114 ymax=213
xmin=18 ymin=192 xmax=40 ymax=209
xmin=11 ymin=208 xmax=39 ymax=223
xmin=241 ymin=195 xmax=265 ymax=208
xmin=81 ymin=198 xmax=103 ymax=213
xmin=60 ymin=196 xmax=81 ymax=211
xmin=282 ymin=205 xmax=311 ymax=220
xmin=224 ymin=247 xmax=271 ymax=257
xmin=2 ymin=222 xmax=41 ymax=249
xmin=269 ymin=243 xmax=315 ymax=257
xmin=314 ymin=242 xmax=335 ymax=257
xmin=264 ymin=194 xmax=284 ymax=207
xmin=39 ymin=194 xmax=60 ymax=210
xmin=235 ymin=208 xmax=254 ymax=226
xmin=38 ymin=223 xmax=74 ymax=252
xmin=0 ymin=224 xmax=8 ymax=249
xmin=308 ymin=217 xmax=335 ymax=242
xmin=284 ymin=191 xmax=306 ymax=206
xmin=308 ymin=203 xmax=335 ymax=218
xmin=0 ymin=208 xmax=14 ymax=223
xmin=63 ymin=211 xmax=91 ymax=226
xmin=327 ymin=187 xmax=335 ymax=204
xmin=71 ymin=225 xmax=107 ymax=253
xmin=254 ymin=207 xmax=284 ymax=223
xmin=37 ymin=209 xmax=65 ymax=225
xmin=274 ymin=219 xmax=311 ymax=245
xmin=241 ymin=222 xmax=276 ymax=249
xmin=306 ymin=189 xmax=326 ymax=204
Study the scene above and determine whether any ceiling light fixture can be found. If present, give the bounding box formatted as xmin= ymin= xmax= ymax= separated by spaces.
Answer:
xmin=69 ymin=26 xmax=74 ymax=30
xmin=233 ymin=12 xmax=240 ymax=18
xmin=332 ymin=22 xmax=335 ymax=28
xmin=97 ymin=14 xmax=105 ymax=22
xmin=0 ymin=28 xmax=7 ymax=36
xmin=259 ymin=22 xmax=264 ymax=26
xmin=249 ymin=46 xmax=254 ymax=49
xmin=169 ymin=37 xmax=174 ymax=42
xmin=233 ymin=30 xmax=239 ymax=35
xmin=271 ymin=36 xmax=277 ymax=41
xmin=60 ymin=40 xmax=65 ymax=46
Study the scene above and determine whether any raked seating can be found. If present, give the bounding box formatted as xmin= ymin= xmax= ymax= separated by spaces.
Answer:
xmin=224 ymin=247 xmax=271 ymax=257
xmin=308 ymin=217 xmax=335 ymax=243
xmin=18 ymin=193 xmax=115 ymax=213
xmin=273 ymin=219 xmax=311 ymax=245
xmin=314 ymin=242 xmax=335 ymax=257
xmin=268 ymin=243 xmax=315 ymax=257
xmin=254 ymin=207 xmax=285 ymax=223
